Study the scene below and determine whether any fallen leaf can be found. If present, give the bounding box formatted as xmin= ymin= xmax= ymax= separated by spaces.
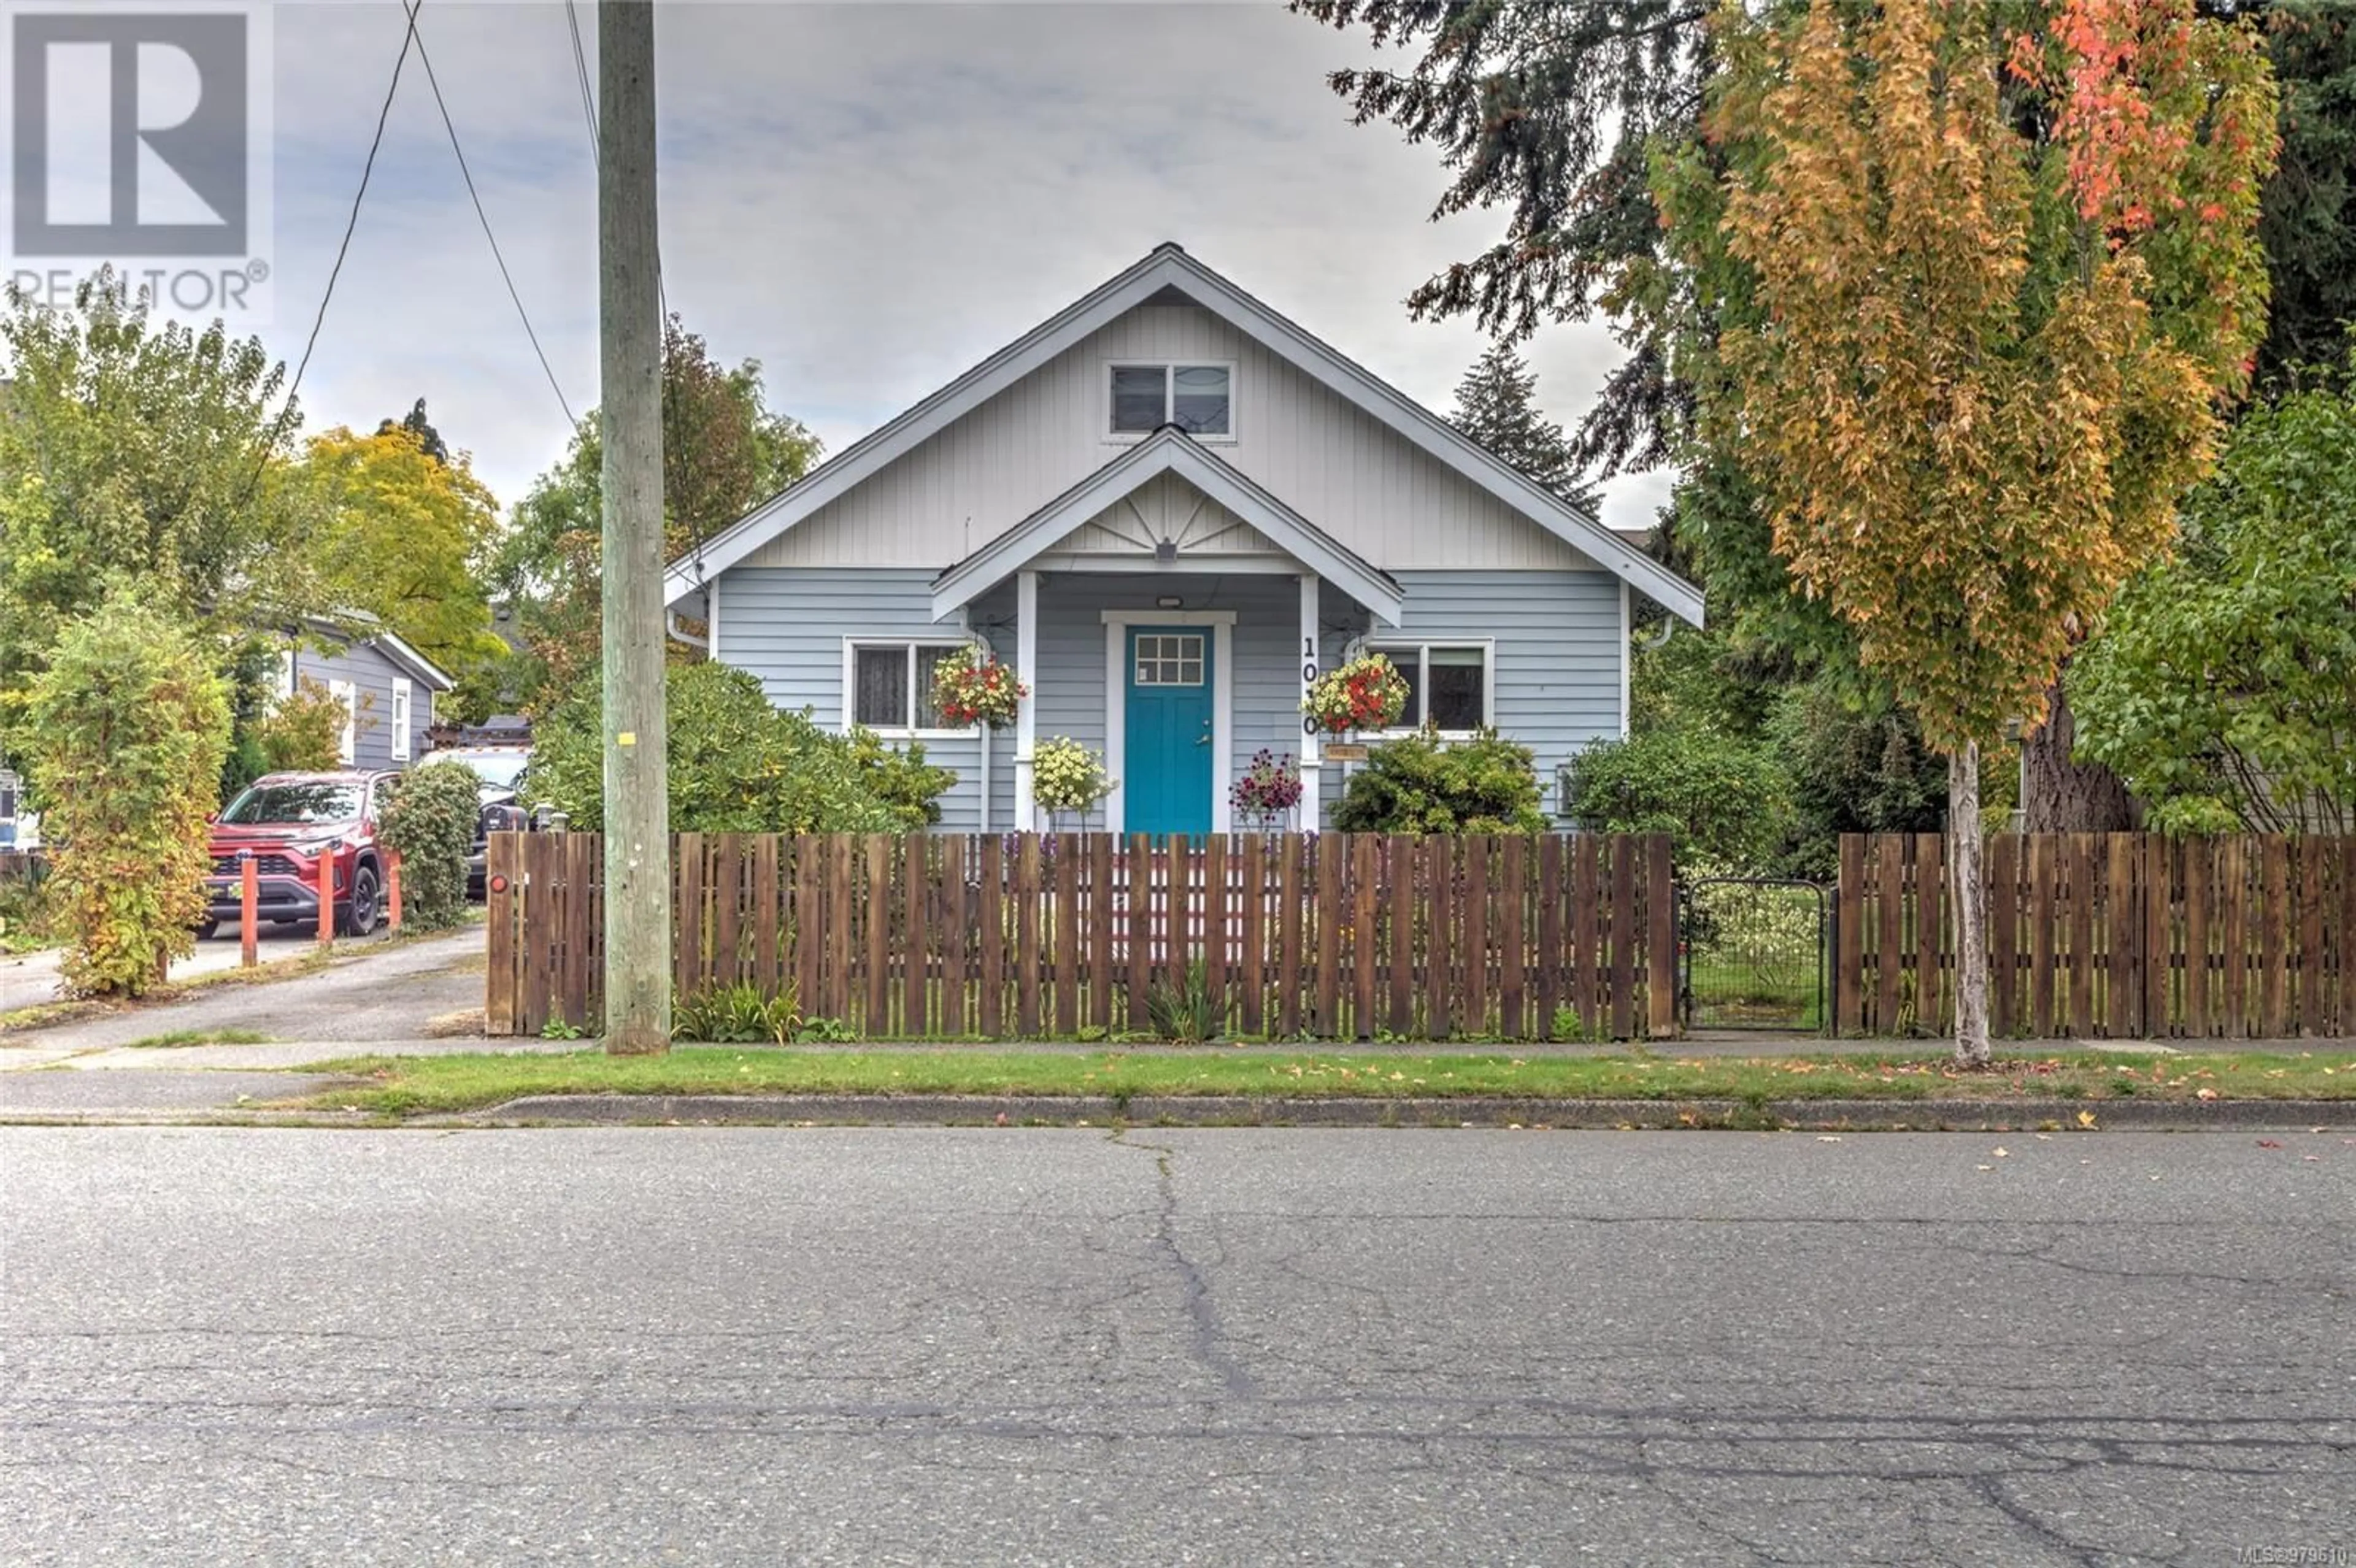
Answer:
xmin=1976 ymin=1164 xmax=1993 ymax=1172
xmin=2196 ymin=1088 xmax=2220 ymax=1101
xmin=1817 ymin=1135 xmax=1842 ymax=1143
xmin=2077 ymin=1110 xmax=2099 ymax=1128
xmin=1992 ymin=1147 xmax=2009 ymax=1158
xmin=2257 ymin=1139 xmax=2283 ymax=1149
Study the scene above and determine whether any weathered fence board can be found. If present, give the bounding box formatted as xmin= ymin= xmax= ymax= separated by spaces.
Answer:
xmin=488 ymin=831 xmax=1679 ymax=1042
xmin=1839 ymin=832 xmax=2356 ymax=1039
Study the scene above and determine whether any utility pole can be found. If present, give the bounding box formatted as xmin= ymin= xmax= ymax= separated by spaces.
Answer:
xmin=598 ymin=1 xmax=670 ymax=1053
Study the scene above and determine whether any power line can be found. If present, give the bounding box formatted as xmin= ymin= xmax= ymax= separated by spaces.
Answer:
xmin=245 ymin=0 xmax=422 ymax=494
xmin=564 ymin=0 xmax=599 ymax=172
xmin=411 ymin=12 xmax=577 ymax=427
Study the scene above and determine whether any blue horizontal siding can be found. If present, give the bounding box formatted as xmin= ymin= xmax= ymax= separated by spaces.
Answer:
xmin=715 ymin=567 xmax=988 ymax=831
xmin=1387 ymin=569 xmax=1623 ymax=821
xmin=716 ymin=565 xmax=1624 ymax=831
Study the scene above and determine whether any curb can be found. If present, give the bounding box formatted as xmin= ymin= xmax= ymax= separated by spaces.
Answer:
xmin=463 ymin=1093 xmax=2356 ymax=1131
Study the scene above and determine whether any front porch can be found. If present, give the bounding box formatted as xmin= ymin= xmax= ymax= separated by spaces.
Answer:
xmin=936 ymin=426 xmax=1405 ymax=836
xmin=962 ymin=569 xmax=1379 ymax=835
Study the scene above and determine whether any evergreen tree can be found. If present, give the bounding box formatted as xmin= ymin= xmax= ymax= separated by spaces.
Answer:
xmin=1296 ymin=0 xmax=1712 ymax=479
xmin=377 ymin=398 xmax=451 ymax=466
xmin=1446 ymin=344 xmax=1592 ymax=506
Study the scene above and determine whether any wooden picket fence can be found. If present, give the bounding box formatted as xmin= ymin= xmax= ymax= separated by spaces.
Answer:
xmin=485 ymin=831 xmax=1679 ymax=1042
xmin=1838 ymin=832 xmax=2356 ymax=1039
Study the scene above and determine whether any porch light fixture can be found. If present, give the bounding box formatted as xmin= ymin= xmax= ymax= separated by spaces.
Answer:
xmin=1154 ymin=539 xmax=1178 ymax=564
xmin=1157 ymin=595 xmax=1184 ymax=610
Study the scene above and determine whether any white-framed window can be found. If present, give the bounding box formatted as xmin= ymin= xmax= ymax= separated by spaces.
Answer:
xmin=843 ymin=639 xmax=974 ymax=735
xmin=1133 ymin=632 xmax=1206 ymax=686
xmin=390 ymin=678 xmax=413 ymax=761
xmin=329 ymin=678 xmax=358 ymax=764
xmin=1365 ymin=642 xmax=1493 ymax=734
xmin=1107 ymin=361 xmax=1234 ymax=439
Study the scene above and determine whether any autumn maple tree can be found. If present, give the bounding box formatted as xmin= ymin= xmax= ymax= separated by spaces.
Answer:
xmin=1698 ymin=0 xmax=2275 ymax=1064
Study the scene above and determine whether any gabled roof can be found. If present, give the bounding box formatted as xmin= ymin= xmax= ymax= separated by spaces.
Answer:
xmin=931 ymin=426 xmax=1405 ymax=624
xmin=666 ymin=244 xmax=1706 ymax=628
xmin=299 ymin=613 xmax=456 ymax=693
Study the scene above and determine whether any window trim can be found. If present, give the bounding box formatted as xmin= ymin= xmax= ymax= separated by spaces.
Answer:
xmin=839 ymin=637 xmax=983 ymax=738
xmin=390 ymin=678 xmax=413 ymax=761
xmin=329 ymin=677 xmax=358 ymax=764
xmin=1104 ymin=359 xmax=1238 ymax=444
xmin=1362 ymin=639 xmax=1496 ymax=736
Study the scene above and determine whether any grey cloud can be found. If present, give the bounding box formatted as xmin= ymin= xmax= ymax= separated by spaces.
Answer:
xmin=264 ymin=2 xmax=1676 ymax=527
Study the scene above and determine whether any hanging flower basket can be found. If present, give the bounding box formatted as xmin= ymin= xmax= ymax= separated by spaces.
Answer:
xmin=1230 ymin=750 xmax=1303 ymax=830
xmin=1033 ymin=736 xmax=1114 ymax=817
xmin=930 ymin=646 xmax=1028 ymax=729
xmin=1301 ymin=652 xmax=1407 ymax=734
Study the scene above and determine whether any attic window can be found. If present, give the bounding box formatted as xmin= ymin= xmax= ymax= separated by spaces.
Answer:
xmin=1109 ymin=363 xmax=1231 ymax=438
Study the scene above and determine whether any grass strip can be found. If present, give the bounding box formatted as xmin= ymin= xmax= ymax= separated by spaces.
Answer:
xmin=120 ymin=1028 xmax=274 ymax=1050
xmin=288 ymin=1047 xmax=2356 ymax=1118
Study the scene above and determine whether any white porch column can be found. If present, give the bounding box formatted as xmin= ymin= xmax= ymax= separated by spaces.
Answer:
xmin=1014 ymin=569 xmax=1039 ymax=831
xmin=1298 ymin=571 xmax=1321 ymax=829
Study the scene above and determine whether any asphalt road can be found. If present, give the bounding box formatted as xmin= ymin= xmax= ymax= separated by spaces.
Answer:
xmin=2 ymin=1129 xmax=2349 ymax=1566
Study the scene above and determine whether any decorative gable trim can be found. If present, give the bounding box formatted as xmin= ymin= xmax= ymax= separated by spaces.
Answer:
xmin=669 ymin=243 xmax=1704 ymax=627
xmin=930 ymin=428 xmax=1405 ymax=625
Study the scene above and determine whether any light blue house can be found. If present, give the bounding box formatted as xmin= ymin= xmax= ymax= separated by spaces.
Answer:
xmin=667 ymin=244 xmax=1706 ymax=834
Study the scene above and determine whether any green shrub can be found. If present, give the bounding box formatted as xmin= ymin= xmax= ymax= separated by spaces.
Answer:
xmin=1331 ymin=726 xmax=1548 ymax=834
xmin=0 ymin=860 xmax=56 ymax=955
xmin=526 ymin=661 xmax=953 ymax=834
xmin=1559 ymin=725 xmax=1790 ymax=869
xmin=377 ymin=759 xmax=480 ymax=929
xmin=1765 ymin=677 xmax=1945 ymax=877
xmin=846 ymin=725 xmax=957 ymax=829
xmin=1147 ymin=959 xmax=1222 ymax=1043
xmin=674 ymin=980 xmax=801 ymax=1043
xmin=25 ymin=587 xmax=231 ymax=996
xmin=256 ymin=677 xmax=349 ymax=773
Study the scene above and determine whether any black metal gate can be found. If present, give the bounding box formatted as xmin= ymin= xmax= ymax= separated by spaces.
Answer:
xmin=1680 ymin=878 xmax=1830 ymax=1032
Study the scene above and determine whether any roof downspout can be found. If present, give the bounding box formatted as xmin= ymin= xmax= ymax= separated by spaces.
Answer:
xmin=666 ymin=609 xmax=709 ymax=649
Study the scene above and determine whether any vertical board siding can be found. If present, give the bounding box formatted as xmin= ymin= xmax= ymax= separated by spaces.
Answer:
xmin=488 ymin=831 xmax=1678 ymax=1042
xmin=742 ymin=301 xmax=1597 ymax=575
xmin=1836 ymin=833 xmax=2355 ymax=1039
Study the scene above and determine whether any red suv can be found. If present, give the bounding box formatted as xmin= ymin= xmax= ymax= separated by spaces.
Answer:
xmin=200 ymin=771 xmax=399 ymax=939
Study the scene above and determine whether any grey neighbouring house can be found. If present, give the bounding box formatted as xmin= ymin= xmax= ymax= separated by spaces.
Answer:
xmin=277 ymin=615 xmax=454 ymax=772
xmin=666 ymin=243 xmax=1706 ymax=835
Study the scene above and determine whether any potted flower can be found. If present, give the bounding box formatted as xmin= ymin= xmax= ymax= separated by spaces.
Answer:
xmin=930 ymin=646 xmax=1028 ymax=730
xmin=1301 ymin=651 xmax=1408 ymax=734
xmin=1230 ymin=750 xmax=1303 ymax=831
xmin=1033 ymin=736 xmax=1114 ymax=829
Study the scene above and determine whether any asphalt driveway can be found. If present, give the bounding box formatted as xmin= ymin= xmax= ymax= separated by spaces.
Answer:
xmin=0 ymin=923 xmax=486 ymax=1057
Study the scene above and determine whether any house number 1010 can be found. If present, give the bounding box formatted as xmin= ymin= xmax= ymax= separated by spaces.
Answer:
xmin=1302 ymin=637 xmax=1319 ymax=735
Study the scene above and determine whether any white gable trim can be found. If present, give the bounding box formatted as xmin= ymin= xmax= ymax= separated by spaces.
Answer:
xmin=669 ymin=244 xmax=1704 ymax=628
xmin=930 ymin=428 xmax=1404 ymax=625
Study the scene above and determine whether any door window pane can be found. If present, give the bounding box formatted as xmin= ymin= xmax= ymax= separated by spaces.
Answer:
xmin=1111 ymin=366 xmax=1166 ymax=433
xmin=1135 ymin=634 xmax=1204 ymax=686
xmin=1171 ymin=366 xmax=1230 ymax=434
xmin=1427 ymin=647 xmax=1487 ymax=730
xmin=853 ymin=645 xmax=910 ymax=728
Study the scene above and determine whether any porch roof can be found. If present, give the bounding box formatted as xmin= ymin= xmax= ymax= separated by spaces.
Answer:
xmin=929 ymin=426 xmax=1405 ymax=624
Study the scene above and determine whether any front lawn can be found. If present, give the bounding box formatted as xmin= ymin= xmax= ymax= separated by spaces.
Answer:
xmin=290 ymin=1047 xmax=2356 ymax=1118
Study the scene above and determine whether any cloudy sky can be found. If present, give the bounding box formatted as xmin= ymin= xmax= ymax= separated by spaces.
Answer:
xmin=259 ymin=1 xmax=1674 ymax=529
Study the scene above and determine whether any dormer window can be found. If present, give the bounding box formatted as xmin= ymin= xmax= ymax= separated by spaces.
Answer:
xmin=1109 ymin=362 xmax=1232 ymax=438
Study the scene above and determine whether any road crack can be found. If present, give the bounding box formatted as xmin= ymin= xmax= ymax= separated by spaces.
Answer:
xmin=1111 ymin=1129 xmax=1257 ymax=1402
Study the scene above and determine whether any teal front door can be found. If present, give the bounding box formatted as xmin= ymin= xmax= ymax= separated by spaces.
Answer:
xmin=1124 ymin=627 xmax=1214 ymax=836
